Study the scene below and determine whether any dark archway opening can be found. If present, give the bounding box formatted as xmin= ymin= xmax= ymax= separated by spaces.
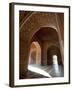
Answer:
xmin=47 ymin=46 xmax=63 ymax=65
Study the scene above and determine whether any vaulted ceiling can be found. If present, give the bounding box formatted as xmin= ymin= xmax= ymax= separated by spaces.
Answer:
xmin=34 ymin=27 xmax=59 ymax=42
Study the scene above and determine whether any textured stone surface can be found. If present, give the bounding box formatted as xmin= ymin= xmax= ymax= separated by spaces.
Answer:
xmin=19 ymin=12 xmax=64 ymax=79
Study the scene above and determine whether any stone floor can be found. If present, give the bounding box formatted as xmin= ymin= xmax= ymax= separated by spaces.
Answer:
xmin=30 ymin=64 xmax=64 ymax=77
xmin=20 ymin=64 xmax=64 ymax=79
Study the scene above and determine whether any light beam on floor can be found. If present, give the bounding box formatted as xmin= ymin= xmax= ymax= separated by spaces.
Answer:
xmin=28 ymin=65 xmax=52 ymax=78
xmin=53 ymin=55 xmax=60 ymax=74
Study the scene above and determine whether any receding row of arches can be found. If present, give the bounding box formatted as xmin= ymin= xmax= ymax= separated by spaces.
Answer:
xmin=29 ymin=42 xmax=62 ymax=65
xmin=19 ymin=11 xmax=64 ymax=78
xmin=29 ymin=27 xmax=62 ymax=66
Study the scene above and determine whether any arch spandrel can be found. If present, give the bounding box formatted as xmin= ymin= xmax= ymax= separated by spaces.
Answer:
xmin=20 ymin=12 xmax=58 ymax=41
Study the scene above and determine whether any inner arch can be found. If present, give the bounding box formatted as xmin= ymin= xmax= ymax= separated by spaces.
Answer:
xmin=29 ymin=41 xmax=41 ymax=64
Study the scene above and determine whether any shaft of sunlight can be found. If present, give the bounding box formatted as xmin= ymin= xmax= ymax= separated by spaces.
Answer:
xmin=28 ymin=65 xmax=52 ymax=78
xmin=53 ymin=55 xmax=59 ymax=73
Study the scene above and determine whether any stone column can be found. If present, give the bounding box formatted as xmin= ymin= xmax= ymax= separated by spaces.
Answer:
xmin=41 ymin=42 xmax=47 ymax=65
xmin=20 ymin=38 xmax=30 ymax=78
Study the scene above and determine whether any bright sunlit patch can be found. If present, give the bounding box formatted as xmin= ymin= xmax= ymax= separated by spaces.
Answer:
xmin=53 ymin=55 xmax=58 ymax=65
xmin=28 ymin=65 xmax=52 ymax=78
xmin=53 ymin=55 xmax=59 ymax=73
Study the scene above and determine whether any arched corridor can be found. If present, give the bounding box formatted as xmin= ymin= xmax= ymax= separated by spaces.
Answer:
xmin=19 ymin=11 xmax=64 ymax=79
xmin=47 ymin=46 xmax=62 ymax=65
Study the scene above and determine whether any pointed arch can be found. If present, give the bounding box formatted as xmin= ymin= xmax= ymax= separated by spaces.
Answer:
xmin=29 ymin=42 xmax=41 ymax=64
